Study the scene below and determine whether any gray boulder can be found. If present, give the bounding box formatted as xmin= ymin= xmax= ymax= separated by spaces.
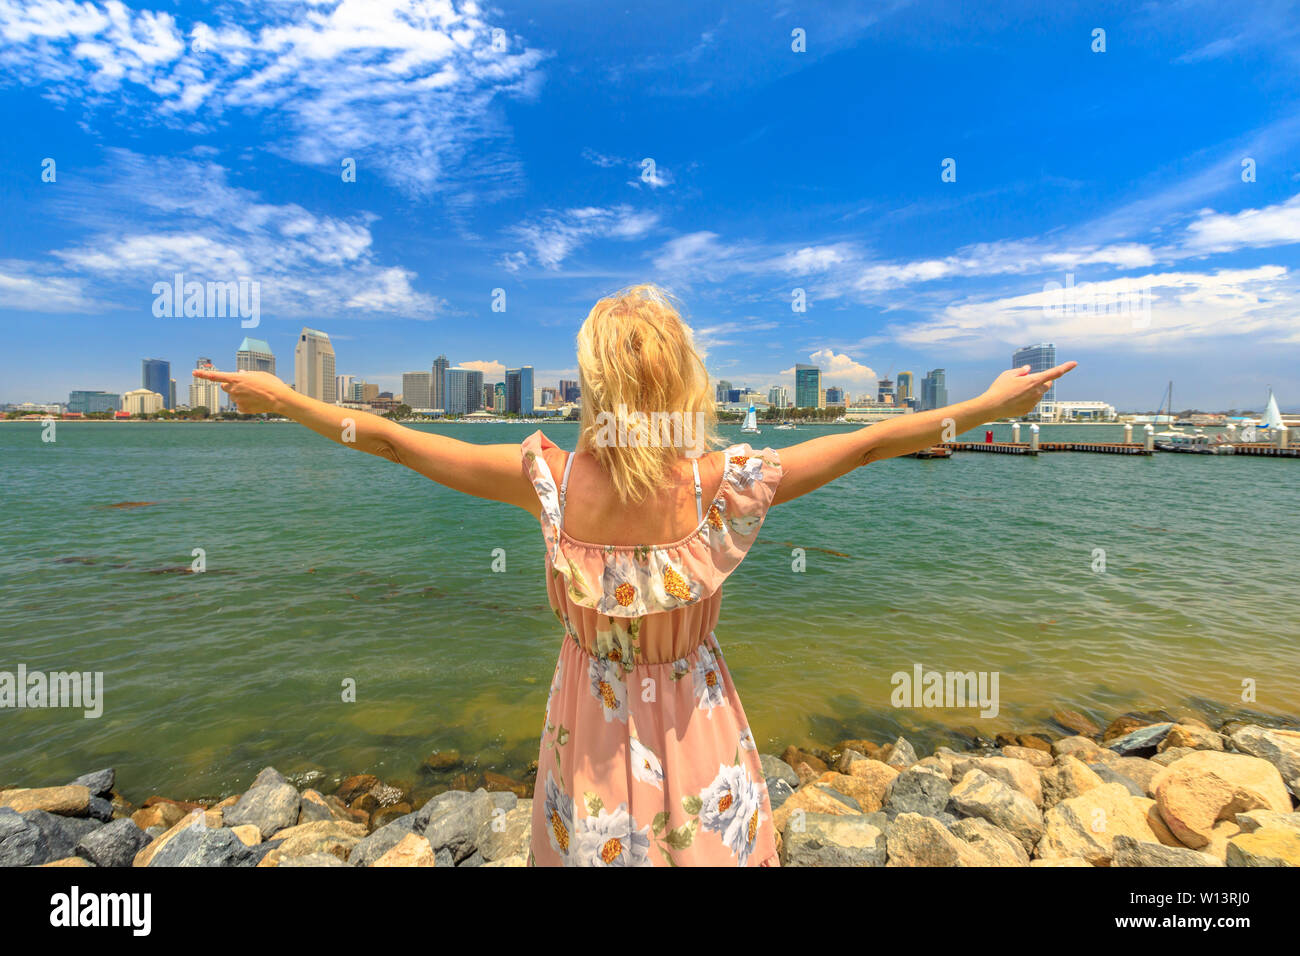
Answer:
xmin=76 ymin=818 xmax=150 ymax=868
xmin=351 ymin=813 xmax=420 ymax=867
xmin=1112 ymin=834 xmax=1223 ymax=867
xmin=766 ymin=778 xmax=794 ymax=810
xmin=781 ymin=812 xmax=887 ymax=866
xmin=948 ymin=769 xmax=1044 ymax=853
xmin=760 ymin=754 xmax=799 ymax=789
xmin=70 ymin=769 xmax=116 ymax=798
xmin=424 ymin=789 xmax=498 ymax=863
xmin=1230 ymin=726 xmax=1300 ymax=795
xmin=0 ymin=808 xmax=46 ymax=866
xmin=148 ymin=823 xmax=260 ymax=866
xmin=885 ymin=766 xmax=952 ymax=818
xmin=19 ymin=810 xmax=78 ymax=864
xmin=1107 ymin=723 xmax=1173 ymax=757
xmin=222 ymin=767 xmax=301 ymax=839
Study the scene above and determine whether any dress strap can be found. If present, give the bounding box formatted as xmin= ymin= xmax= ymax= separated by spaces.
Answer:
xmin=691 ymin=458 xmax=703 ymax=524
xmin=558 ymin=450 xmax=576 ymax=531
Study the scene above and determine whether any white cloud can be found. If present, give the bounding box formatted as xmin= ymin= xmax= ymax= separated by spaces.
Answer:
xmin=0 ymin=0 xmax=547 ymax=199
xmin=781 ymin=348 xmax=878 ymax=383
xmin=460 ymin=358 xmax=506 ymax=381
xmin=0 ymin=260 xmax=94 ymax=312
xmin=503 ymin=205 xmax=659 ymax=270
xmin=1181 ymin=194 xmax=1300 ymax=255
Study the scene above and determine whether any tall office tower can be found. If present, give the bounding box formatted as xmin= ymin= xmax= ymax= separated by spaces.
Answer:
xmin=142 ymin=358 xmax=172 ymax=409
xmin=402 ymin=371 xmax=434 ymax=409
xmin=236 ymin=337 xmax=276 ymax=375
xmin=169 ymin=379 xmax=176 ymax=409
xmin=877 ymin=377 xmax=894 ymax=404
xmin=294 ymin=328 xmax=337 ymax=402
xmin=767 ymin=385 xmax=789 ymax=408
xmin=920 ymin=369 xmax=948 ymax=411
xmin=1013 ymin=343 xmax=1057 ymax=411
xmin=715 ymin=380 xmax=733 ymax=402
xmin=432 ymin=354 xmax=450 ymax=410
xmin=539 ymin=387 xmax=557 ymax=406
xmin=335 ymin=374 xmax=355 ymax=401
xmin=896 ymin=371 xmax=914 ymax=402
xmin=794 ymin=364 xmax=821 ymax=408
xmin=360 ymin=382 xmax=379 ymax=403
xmin=558 ymin=379 xmax=579 ymax=403
xmin=189 ymin=358 xmax=224 ymax=411
xmin=504 ymin=366 xmax=535 ymax=415
xmin=825 ymin=386 xmax=844 ymax=406
xmin=494 ymin=381 xmax=506 ymax=412
xmin=483 ymin=382 xmax=496 ymax=409
xmin=444 ymin=367 xmax=484 ymax=415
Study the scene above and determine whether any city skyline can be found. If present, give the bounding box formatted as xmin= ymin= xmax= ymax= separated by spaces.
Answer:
xmin=2 ymin=2 xmax=1298 ymax=411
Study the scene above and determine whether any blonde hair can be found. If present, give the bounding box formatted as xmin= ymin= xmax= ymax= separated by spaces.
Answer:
xmin=577 ymin=284 xmax=719 ymax=503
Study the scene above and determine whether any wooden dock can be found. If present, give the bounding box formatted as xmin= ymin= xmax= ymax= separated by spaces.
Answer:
xmin=1231 ymin=442 xmax=1300 ymax=458
xmin=942 ymin=442 xmax=1036 ymax=455
xmin=1039 ymin=441 xmax=1152 ymax=455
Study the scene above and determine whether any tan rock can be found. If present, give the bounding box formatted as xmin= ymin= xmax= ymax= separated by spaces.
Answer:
xmin=131 ymin=802 xmax=188 ymax=831
xmin=1052 ymin=709 xmax=1102 ymax=737
xmin=1037 ymin=783 xmax=1162 ymax=865
xmin=211 ymin=795 xmax=240 ymax=811
xmin=886 ymin=812 xmax=986 ymax=867
xmin=133 ymin=809 xmax=223 ymax=867
xmin=482 ymin=854 xmax=527 ymax=867
xmin=1225 ymin=828 xmax=1300 ymax=867
xmin=1159 ymin=724 xmax=1225 ymax=753
xmin=1040 ymin=755 xmax=1104 ymax=809
xmin=1234 ymin=809 xmax=1300 ymax=835
xmin=794 ymin=762 xmax=821 ymax=787
xmin=40 ymin=856 xmax=92 ymax=867
xmin=1003 ymin=745 xmax=1053 ymax=768
xmin=1052 ymin=735 xmax=1111 ymax=764
xmin=771 ymin=783 xmax=858 ymax=833
xmin=782 ymin=747 xmax=828 ymax=774
xmin=271 ymin=819 xmax=366 ymax=862
xmin=814 ymin=771 xmax=890 ymax=813
xmin=0 ymin=785 xmax=91 ymax=816
xmin=845 ymin=758 xmax=900 ymax=791
xmin=231 ymin=825 xmax=262 ymax=846
xmin=1030 ymin=856 xmax=1093 ymax=866
xmin=372 ymin=832 xmax=437 ymax=867
xmin=1203 ymin=820 xmax=1241 ymax=862
xmin=1132 ymin=797 xmax=1183 ymax=846
xmin=951 ymin=756 xmax=1043 ymax=806
xmin=1152 ymin=751 xmax=1291 ymax=849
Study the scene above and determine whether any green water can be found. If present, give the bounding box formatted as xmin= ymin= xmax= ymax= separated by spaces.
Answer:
xmin=2 ymin=421 xmax=1296 ymax=799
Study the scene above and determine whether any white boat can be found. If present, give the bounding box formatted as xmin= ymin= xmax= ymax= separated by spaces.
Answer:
xmin=740 ymin=404 xmax=760 ymax=434
xmin=1261 ymin=388 xmax=1285 ymax=430
xmin=774 ymin=423 xmax=796 ymax=430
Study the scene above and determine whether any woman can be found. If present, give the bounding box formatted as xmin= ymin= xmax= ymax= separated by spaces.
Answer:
xmin=195 ymin=284 xmax=1074 ymax=867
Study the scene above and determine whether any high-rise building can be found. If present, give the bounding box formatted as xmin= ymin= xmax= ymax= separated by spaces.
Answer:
xmin=294 ymin=328 xmax=336 ymax=402
xmin=494 ymin=382 xmax=506 ymax=412
xmin=825 ymin=386 xmax=845 ymax=406
xmin=402 ymin=371 xmax=434 ymax=409
xmin=236 ymin=337 xmax=276 ymax=375
xmin=169 ymin=379 xmax=176 ymax=409
xmin=1013 ymin=343 xmax=1057 ymax=415
xmin=876 ymin=377 xmax=894 ymax=404
xmin=336 ymin=374 xmax=355 ymax=401
xmin=921 ymin=369 xmax=948 ymax=411
xmin=123 ymin=388 xmax=164 ymax=415
xmin=795 ymin=364 xmax=821 ymax=408
xmin=715 ymin=380 xmax=733 ymax=403
xmin=432 ymin=355 xmax=450 ymax=410
xmin=444 ymin=367 xmax=484 ymax=415
xmin=68 ymin=390 xmax=121 ymax=414
xmin=189 ymin=358 xmax=224 ymax=411
xmin=142 ymin=358 xmax=172 ymax=409
xmin=483 ymin=382 xmax=496 ymax=409
xmin=896 ymin=371 xmax=914 ymax=402
xmin=559 ymin=379 xmax=579 ymax=403
xmin=505 ymin=366 xmax=534 ymax=415
xmin=767 ymin=385 xmax=789 ymax=408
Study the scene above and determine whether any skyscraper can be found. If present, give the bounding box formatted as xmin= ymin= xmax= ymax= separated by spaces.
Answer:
xmin=432 ymin=354 xmax=450 ymax=411
xmin=335 ymin=374 xmax=355 ymax=402
xmin=920 ymin=369 xmax=948 ymax=411
xmin=236 ymin=337 xmax=276 ymax=375
xmin=189 ymin=358 xmax=224 ymax=412
xmin=795 ymin=364 xmax=821 ymax=408
xmin=767 ymin=385 xmax=789 ymax=408
xmin=402 ymin=371 xmax=434 ymax=409
xmin=559 ymin=379 xmax=579 ymax=403
xmin=444 ymin=367 xmax=484 ymax=415
xmin=295 ymin=328 xmax=336 ymax=402
xmin=142 ymin=358 xmax=171 ymax=409
xmin=896 ymin=371 xmax=914 ymax=402
xmin=494 ymin=382 xmax=506 ymax=412
xmin=505 ymin=366 xmax=534 ymax=415
xmin=876 ymin=377 xmax=894 ymax=404
xmin=1012 ymin=343 xmax=1057 ymax=415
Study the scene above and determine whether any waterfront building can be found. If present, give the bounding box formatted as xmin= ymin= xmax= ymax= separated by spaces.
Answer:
xmin=559 ymin=379 xmax=580 ymax=403
xmin=141 ymin=358 xmax=172 ymax=409
xmin=445 ymin=367 xmax=485 ymax=415
xmin=169 ymin=379 xmax=176 ymax=409
xmin=294 ymin=328 xmax=336 ymax=402
xmin=795 ymin=364 xmax=821 ymax=408
xmin=505 ymin=366 xmax=534 ymax=415
xmin=432 ymin=355 xmax=450 ymax=410
xmin=494 ymin=381 xmax=506 ymax=412
xmin=402 ymin=371 xmax=434 ymax=409
xmin=484 ymin=382 xmax=497 ymax=409
xmin=122 ymin=388 xmax=164 ymax=415
xmin=236 ymin=337 xmax=276 ymax=375
xmin=876 ymin=377 xmax=894 ymax=404
xmin=1043 ymin=400 xmax=1116 ymax=422
xmin=767 ymin=385 xmax=789 ymax=409
xmin=715 ymin=380 xmax=733 ymax=402
xmin=921 ymin=369 xmax=948 ymax=411
xmin=539 ymin=387 xmax=557 ymax=406
xmin=1013 ymin=343 xmax=1057 ymax=417
xmin=67 ymin=390 xmax=121 ymax=414
xmin=843 ymin=403 xmax=913 ymax=422
xmin=335 ymin=374 xmax=355 ymax=402
xmin=825 ymin=386 xmax=845 ymax=406
xmin=896 ymin=371 xmax=914 ymax=403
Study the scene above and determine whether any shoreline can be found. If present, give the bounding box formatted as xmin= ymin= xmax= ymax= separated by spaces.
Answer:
xmin=3 ymin=706 xmax=1297 ymax=867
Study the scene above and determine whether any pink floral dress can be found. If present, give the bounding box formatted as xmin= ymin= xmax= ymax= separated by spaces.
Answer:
xmin=521 ymin=430 xmax=783 ymax=867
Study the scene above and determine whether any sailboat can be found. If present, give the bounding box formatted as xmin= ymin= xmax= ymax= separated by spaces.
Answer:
xmin=1261 ymin=388 xmax=1285 ymax=431
xmin=740 ymin=404 xmax=760 ymax=434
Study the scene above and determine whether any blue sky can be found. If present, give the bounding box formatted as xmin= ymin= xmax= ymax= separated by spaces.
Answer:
xmin=2 ymin=0 xmax=1298 ymax=410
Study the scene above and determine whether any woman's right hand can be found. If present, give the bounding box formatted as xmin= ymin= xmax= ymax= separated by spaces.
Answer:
xmin=192 ymin=368 xmax=293 ymax=415
xmin=978 ymin=361 xmax=1078 ymax=420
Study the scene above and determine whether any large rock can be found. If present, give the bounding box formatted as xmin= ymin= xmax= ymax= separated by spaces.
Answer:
xmin=132 ymin=809 xmax=222 ymax=867
xmin=780 ymin=812 xmax=887 ymax=866
xmin=886 ymin=812 xmax=985 ymax=867
xmin=1002 ymin=745 xmax=1053 ymax=768
xmin=1040 ymin=755 xmax=1104 ymax=809
xmin=1111 ymin=833 xmax=1223 ymax=867
xmin=1107 ymin=723 xmax=1173 ymax=757
xmin=885 ymin=766 xmax=952 ymax=817
xmin=131 ymin=802 xmax=189 ymax=831
xmin=951 ymin=756 xmax=1043 ymax=806
xmin=0 ymin=808 xmax=46 ymax=865
xmin=760 ymin=754 xmax=798 ymax=789
xmin=222 ymin=767 xmax=301 ymax=839
xmin=424 ymin=789 xmax=500 ymax=863
xmin=883 ymin=736 xmax=919 ymax=769
xmin=372 ymin=832 xmax=437 ymax=867
xmin=1052 ymin=709 xmax=1102 ymax=737
xmin=0 ymin=785 xmax=91 ymax=817
xmin=476 ymin=800 xmax=532 ymax=862
xmin=17 ymin=810 xmax=79 ymax=864
xmin=351 ymin=815 xmax=420 ymax=867
xmin=813 ymin=772 xmax=885 ymax=813
xmin=948 ymin=770 xmax=1043 ymax=853
xmin=1225 ymin=828 xmax=1300 ymax=867
xmin=148 ymin=823 xmax=259 ymax=866
xmin=1151 ymin=751 xmax=1291 ymax=849
xmin=69 ymin=769 xmax=115 ymax=798
xmin=75 ymin=819 xmax=150 ymax=868
xmin=1037 ymin=783 xmax=1162 ymax=865
xmin=949 ymin=817 xmax=1031 ymax=866
xmin=771 ymin=783 xmax=859 ymax=833
xmin=1160 ymin=724 xmax=1225 ymax=753
xmin=1235 ymin=810 xmax=1300 ymax=835
xmin=268 ymin=819 xmax=365 ymax=862
xmin=1229 ymin=726 xmax=1300 ymax=795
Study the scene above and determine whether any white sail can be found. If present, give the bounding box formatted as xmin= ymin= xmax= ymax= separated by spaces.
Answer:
xmin=1262 ymin=390 xmax=1285 ymax=430
xmin=740 ymin=404 xmax=760 ymax=434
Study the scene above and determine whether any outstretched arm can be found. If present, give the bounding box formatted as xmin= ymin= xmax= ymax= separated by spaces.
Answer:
xmin=193 ymin=368 xmax=539 ymax=515
xmin=772 ymin=361 xmax=1077 ymax=504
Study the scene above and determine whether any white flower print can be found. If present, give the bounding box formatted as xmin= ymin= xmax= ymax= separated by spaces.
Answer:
xmin=727 ymin=514 xmax=761 ymax=537
xmin=739 ymin=727 xmax=756 ymax=751
xmin=572 ymin=803 xmax=653 ymax=867
xmin=726 ymin=453 xmax=765 ymax=490
xmin=593 ymin=617 xmax=637 ymax=671
xmin=588 ymin=656 xmax=628 ymax=723
xmin=648 ymin=550 xmax=701 ymax=609
xmin=698 ymin=763 xmax=765 ymax=866
xmin=542 ymin=771 xmax=574 ymax=859
xmin=629 ymin=736 xmax=664 ymax=790
xmin=692 ymin=644 xmax=728 ymax=715
xmin=597 ymin=558 xmax=648 ymax=617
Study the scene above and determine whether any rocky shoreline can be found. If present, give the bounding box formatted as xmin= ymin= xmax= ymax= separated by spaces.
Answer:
xmin=3 ymin=711 xmax=1298 ymax=867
